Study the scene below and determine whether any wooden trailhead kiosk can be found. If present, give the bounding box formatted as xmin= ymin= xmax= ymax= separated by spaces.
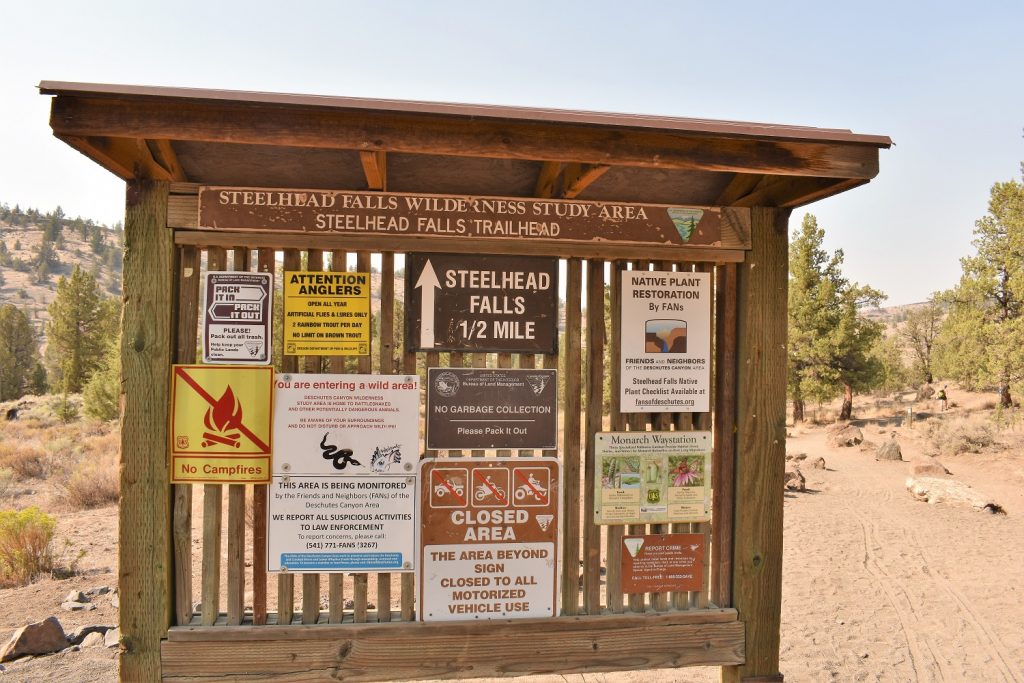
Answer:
xmin=41 ymin=81 xmax=889 ymax=682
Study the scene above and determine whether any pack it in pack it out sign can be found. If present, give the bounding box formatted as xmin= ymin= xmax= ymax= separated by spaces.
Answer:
xmin=283 ymin=270 xmax=370 ymax=356
xmin=169 ymin=365 xmax=274 ymax=484
xmin=426 ymin=368 xmax=557 ymax=450
xmin=406 ymin=253 xmax=558 ymax=354
xmin=419 ymin=457 xmax=559 ymax=622
xmin=197 ymin=187 xmax=728 ymax=248
xmin=267 ymin=373 xmax=420 ymax=572
xmin=620 ymin=269 xmax=711 ymax=413
xmin=202 ymin=271 xmax=272 ymax=364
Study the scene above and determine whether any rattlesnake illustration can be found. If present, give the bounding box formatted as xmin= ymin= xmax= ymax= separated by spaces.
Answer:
xmin=320 ymin=433 xmax=360 ymax=470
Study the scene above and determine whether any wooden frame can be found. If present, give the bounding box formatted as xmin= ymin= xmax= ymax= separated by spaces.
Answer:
xmin=43 ymin=82 xmax=887 ymax=683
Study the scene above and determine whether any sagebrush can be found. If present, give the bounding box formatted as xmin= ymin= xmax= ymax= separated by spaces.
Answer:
xmin=0 ymin=506 xmax=56 ymax=587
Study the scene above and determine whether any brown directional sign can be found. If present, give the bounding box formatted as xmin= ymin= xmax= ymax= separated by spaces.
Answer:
xmin=198 ymin=186 xmax=729 ymax=248
xmin=419 ymin=457 xmax=559 ymax=621
xmin=426 ymin=368 xmax=556 ymax=450
xmin=621 ymin=533 xmax=704 ymax=594
xmin=406 ymin=253 xmax=557 ymax=353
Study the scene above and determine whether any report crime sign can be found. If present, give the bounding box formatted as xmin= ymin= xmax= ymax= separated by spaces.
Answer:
xmin=419 ymin=457 xmax=559 ymax=622
xmin=283 ymin=271 xmax=370 ymax=356
xmin=406 ymin=253 xmax=558 ymax=353
xmin=268 ymin=373 xmax=419 ymax=572
xmin=621 ymin=269 xmax=711 ymax=412
xmin=202 ymin=271 xmax=272 ymax=364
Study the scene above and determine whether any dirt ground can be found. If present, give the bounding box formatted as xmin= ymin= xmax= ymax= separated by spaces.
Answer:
xmin=3 ymin=387 xmax=1024 ymax=682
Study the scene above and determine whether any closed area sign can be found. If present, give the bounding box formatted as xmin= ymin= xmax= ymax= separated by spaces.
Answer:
xmin=419 ymin=457 xmax=559 ymax=621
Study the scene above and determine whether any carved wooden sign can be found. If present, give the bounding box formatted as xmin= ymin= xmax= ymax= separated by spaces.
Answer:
xmin=198 ymin=186 xmax=743 ymax=249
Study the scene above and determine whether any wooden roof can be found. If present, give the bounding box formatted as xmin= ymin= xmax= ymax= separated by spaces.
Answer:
xmin=41 ymin=81 xmax=890 ymax=209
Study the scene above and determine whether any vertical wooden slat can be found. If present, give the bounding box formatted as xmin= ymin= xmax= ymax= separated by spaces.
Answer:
xmin=626 ymin=261 xmax=647 ymax=614
xmin=201 ymin=247 xmax=227 ymax=627
xmin=225 ymin=248 xmax=251 ymax=627
xmin=301 ymin=249 xmax=324 ymax=625
xmin=723 ymin=208 xmax=789 ymax=683
xmin=447 ymin=352 xmax=464 ymax=458
xmin=605 ymin=260 xmax=625 ymax=614
xmin=401 ymin=298 xmax=418 ymax=622
xmin=517 ymin=353 xmax=536 ymax=458
xmin=276 ymin=248 xmax=301 ymax=627
xmin=327 ymin=249 xmax=349 ymax=623
xmin=353 ymin=251 xmax=372 ymax=622
xmin=377 ymin=252 xmax=395 ymax=622
xmin=424 ymin=350 xmax=440 ymax=460
xmin=251 ymin=248 xmax=274 ymax=625
xmin=471 ymin=352 xmax=487 ymax=458
xmin=647 ymin=261 xmax=671 ymax=614
xmin=713 ymin=262 xmax=738 ymax=608
xmin=669 ymin=263 xmax=694 ymax=611
xmin=119 ymin=179 xmax=173 ymax=680
xmin=496 ymin=353 xmax=513 ymax=457
xmin=691 ymin=262 xmax=715 ymax=610
xmin=559 ymin=258 xmax=582 ymax=616
xmin=173 ymin=245 xmax=200 ymax=626
xmin=582 ymin=259 xmax=604 ymax=614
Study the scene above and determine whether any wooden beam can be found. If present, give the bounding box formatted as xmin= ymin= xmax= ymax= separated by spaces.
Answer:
xmin=173 ymin=228 xmax=747 ymax=264
xmin=50 ymin=96 xmax=881 ymax=179
xmin=534 ymin=161 xmax=562 ymax=198
xmin=57 ymin=134 xmax=177 ymax=181
xmin=146 ymin=139 xmax=188 ymax=182
xmin=359 ymin=151 xmax=387 ymax=191
xmin=562 ymin=163 xmax=609 ymax=199
xmin=715 ymin=174 xmax=765 ymax=206
xmin=719 ymin=175 xmax=868 ymax=209
xmin=162 ymin=612 xmax=743 ymax=681
xmin=120 ymin=179 xmax=174 ymax=680
xmin=723 ymin=208 xmax=790 ymax=683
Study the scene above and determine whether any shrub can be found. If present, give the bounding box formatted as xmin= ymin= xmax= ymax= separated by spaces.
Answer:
xmin=0 ymin=507 xmax=56 ymax=587
xmin=0 ymin=467 xmax=14 ymax=500
xmin=925 ymin=418 xmax=996 ymax=456
xmin=0 ymin=442 xmax=47 ymax=479
xmin=63 ymin=451 xmax=119 ymax=509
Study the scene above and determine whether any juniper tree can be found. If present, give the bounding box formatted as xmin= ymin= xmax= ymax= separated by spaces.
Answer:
xmin=0 ymin=304 xmax=41 ymax=401
xmin=45 ymin=266 xmax=115 ymax=392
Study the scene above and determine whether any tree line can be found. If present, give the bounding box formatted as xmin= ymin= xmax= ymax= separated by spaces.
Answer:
xmin=790 ymin=163 xmax=1024 ymax=418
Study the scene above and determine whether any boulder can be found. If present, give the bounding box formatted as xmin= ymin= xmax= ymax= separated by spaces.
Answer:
xmin=806 ymin=456 xmax=826 ymax=470
xmin=784 ymin=468 xmax=806 ymax=492
xmin=67 ymin=625 xmax=112 ymax=646
xmin=64 ymin=590 xmax=88 ymax=604
xmin=0 ymin=617 xmax=68 ymax=662
xmin=876 ymin=437 xmax=903 ymax=461
xmin=906 ymin=477 xmax=1003 ymax=513
xmin=827 ymin=425 xmax=863 ymax=448
xmin=912 ymin=459 xmax=950 ymax=477
xmin=80 ymin=632 xmax=105 ymax=648
xmin=103 ymin=628 xmax=120 ymax=649
xmin=86 ymin=586 xmax=111 ymax=597
xmin=786 ymin=452 xmax=807 ymax=463
xmin=60 ymin=601 xmax=95 ymax=612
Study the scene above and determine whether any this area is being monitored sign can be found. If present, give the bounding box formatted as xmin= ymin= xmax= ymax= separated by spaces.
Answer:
xmin=406 ymin=253 xmax=558 ymax=353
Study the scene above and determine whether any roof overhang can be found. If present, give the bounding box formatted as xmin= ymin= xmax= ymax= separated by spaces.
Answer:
xmin=41 ymin=81 xmax=890 ymax=210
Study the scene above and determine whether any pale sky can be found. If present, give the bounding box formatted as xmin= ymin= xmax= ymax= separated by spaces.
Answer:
xmin=2 ymin=1 xmax=1022 ymax=306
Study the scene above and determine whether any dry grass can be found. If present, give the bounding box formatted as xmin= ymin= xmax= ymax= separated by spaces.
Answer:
xmin=0 ymin=441 xmax=48 ymax=479
xmin=0 ymin=506 xmax=56 ymax=587
xmin=62 ymin=450 xmax=119 ymax=509
xmin=925 ymin=417 xmax=997 ymax=456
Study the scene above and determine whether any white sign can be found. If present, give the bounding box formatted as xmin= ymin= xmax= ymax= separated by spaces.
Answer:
xmin=202 ymin=271 xmax=272 ymax=364
xmin=268 ymin=373 xmax=420 ymax=572
xmin=421 ymin=542 xmax=556 ymax=621
xmin=620 ymin=270 xmax=711 ymax=412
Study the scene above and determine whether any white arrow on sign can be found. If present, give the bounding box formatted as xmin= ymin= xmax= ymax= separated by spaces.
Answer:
xmin=415 ymin=259 xmax=441 ymax=349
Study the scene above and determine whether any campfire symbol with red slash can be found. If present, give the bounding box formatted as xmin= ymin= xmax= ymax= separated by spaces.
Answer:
xmin=202 ymin=386 xmax=243 ymax=448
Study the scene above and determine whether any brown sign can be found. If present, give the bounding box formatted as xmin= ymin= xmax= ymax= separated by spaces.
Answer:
xmin=198 ymin=186 xmax=726 ymax=248
xmin=406 ymin=253 xmax=557 ymax=353
xmin=621 ymin=533 xmax=704 ymax=594
xmin=419 ymin=457 xmax=559 ymax=621
xmin=426 ymin=368 xmax=557 ymax=450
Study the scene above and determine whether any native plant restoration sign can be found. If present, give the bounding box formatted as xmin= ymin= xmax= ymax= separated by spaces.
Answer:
xmin=268 ymin=373 xmax=420 ymax=572
xmin=620 ymin=269 xmax=711 ymax=412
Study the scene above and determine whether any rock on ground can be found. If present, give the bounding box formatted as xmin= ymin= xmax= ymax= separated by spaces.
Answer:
xmin=876 ymin=438 xmax=903 ymax=461
xmin=785 ymin=468 xmax=806 ymax=492
xmin=906 ymin=476 xmax=1003 ymax=513
xmin=912 ymin=459 xmax=950 ymax=477
xmin=0 ymin=617 xmax=67 ymax=662
xmin=827 ymin=425 xmax=863 ymax=448
xmin=805 ymin=456 xmax=826 ymax=469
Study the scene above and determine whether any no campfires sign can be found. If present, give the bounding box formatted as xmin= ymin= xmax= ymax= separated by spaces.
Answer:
xmin=169 ymin=365 xmax=274 ymax=484
xmin=419 ymin=457 xmax=559 ymax=622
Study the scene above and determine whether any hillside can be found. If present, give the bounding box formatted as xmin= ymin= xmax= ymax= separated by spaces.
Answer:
xmin=0 ymin=209 xmax=123 ymax=338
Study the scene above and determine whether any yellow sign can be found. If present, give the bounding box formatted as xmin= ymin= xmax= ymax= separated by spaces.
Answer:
xmin=169 ymin=364 xmax=274 ymax=483
xmin=283 ymin=271 xmax=370 ymax=355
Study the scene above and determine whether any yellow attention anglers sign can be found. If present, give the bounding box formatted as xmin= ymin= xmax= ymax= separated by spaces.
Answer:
xmin=283 ymin=271 xmax=371 ymax=355
xmin=169 ymin=365 xmax=274 ymax=483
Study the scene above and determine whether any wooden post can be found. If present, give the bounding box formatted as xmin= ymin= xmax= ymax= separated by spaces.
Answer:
xmin=723 ymin=208 xmax=790 ymax=683
xmin=119 ymin=179 xmax=174 ymax=681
